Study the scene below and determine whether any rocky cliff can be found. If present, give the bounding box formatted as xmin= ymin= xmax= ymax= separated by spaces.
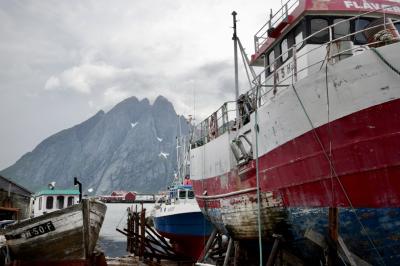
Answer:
xmin=1 ymin=96 xmax=189 ymax=194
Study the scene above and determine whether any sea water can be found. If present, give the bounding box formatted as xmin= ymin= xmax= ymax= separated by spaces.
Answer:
xmin=98 ymin=203 xmax=154 ymax=257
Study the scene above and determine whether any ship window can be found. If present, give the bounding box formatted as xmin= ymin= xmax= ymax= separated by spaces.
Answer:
xmin=295 ymin=26 xmax=304 ymax=48
xmin=268 ymin=50 xmax=275 ymax=72
xmin=46 ymin=196 xmax=54 ymax=209
xmin=67 ymin=196 xmax=74 ymax=206
xmin=188 ymin=190 xmax=195 ymax=199
xmin=281 ymin=38 xmax=289 ymax=62
xmin=38 ymin=197 xmax=42 ymax=210
xmin=333 ymin=19 xmax=350 ymax=40
xmin=179 ymin=190 xmax=186 ymax=199
xmin=309 ymin=18 xmax=329 ymax=43
xmin=395 ymin=22 xmax=400 ymax=35
xmin=355 ymin=19 xmax=370 ymax=44
xmin=56 ymin=196 xmax=64 ymax=209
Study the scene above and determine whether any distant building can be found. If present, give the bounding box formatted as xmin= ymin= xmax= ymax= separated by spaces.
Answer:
xmin=0 ymin=175 xmax=32 ymax=220
xmin=100 ymin=191 xmax=136 ymax=203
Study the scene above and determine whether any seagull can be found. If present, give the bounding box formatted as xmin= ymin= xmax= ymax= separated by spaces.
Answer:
xmin=159 ymin=152 xmax=169 ymax=159
xmin=48 ymin=181 xmax=56 ymax=190
xmin=130 ymin=122 xmax=138 ymax=128
xmin=157 ymin=137 xmax=163 ymax=142
xmin=88 ymin=188 xmax=94 ymax=193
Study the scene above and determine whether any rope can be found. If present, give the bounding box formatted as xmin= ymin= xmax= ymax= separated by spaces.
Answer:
xmin=239 ymin=39 xmax=253 ymax=89
xmin=325 ymin=62 xmax=334 ymax=207
xmin=116 ymin=208 xmax=128 ymax=230
xmin=371 ymin=48 xmax=400 ymax=76
xmin=254 ymin=87 xmax=263 ymax=266
xmin=290 ymin=83 xmax=385 ymax=266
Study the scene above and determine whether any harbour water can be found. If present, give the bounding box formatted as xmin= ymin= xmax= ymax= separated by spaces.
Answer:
xmin=98 ymin=203 xmax=155 ymax=257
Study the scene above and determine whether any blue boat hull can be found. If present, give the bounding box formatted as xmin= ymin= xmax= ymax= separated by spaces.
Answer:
xmin=153 ymin=211 xmax=214 ymax=237
xmin=153 ymin=211 xmax=214 ymax=260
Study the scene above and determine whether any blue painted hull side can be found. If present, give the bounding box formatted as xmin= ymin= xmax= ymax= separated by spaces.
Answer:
xmin=202 ymin=205 xmax=400 ymax=265
xmin=154 ymin=212 xmax=214 ymax=237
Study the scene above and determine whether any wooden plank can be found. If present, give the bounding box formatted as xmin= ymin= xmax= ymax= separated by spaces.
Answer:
xmin=198 ymin=228 xmax=217 ymax=262
xmin=82 ymin=199 xmax=90 ymax=258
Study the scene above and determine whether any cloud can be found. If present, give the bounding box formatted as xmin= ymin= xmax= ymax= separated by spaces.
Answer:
xmin=44 ymin=76 xmax=60 ymax=90
xmin=44 ymin=62 xmax=134 ymax=94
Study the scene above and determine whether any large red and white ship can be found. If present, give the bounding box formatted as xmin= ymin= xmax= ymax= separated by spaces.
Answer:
xmin=190 ymin=0 xmax=400 ymax=264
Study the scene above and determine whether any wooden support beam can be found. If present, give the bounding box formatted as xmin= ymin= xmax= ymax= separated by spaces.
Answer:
xmin=233 ymin=241 xmax=240 ymax=266
xmin=266 ymin=234 xmax=282 ymax=266
xmin=140 ymin=208 xmax=146 ymax=259
xmin=338 ymin=236 xmax=357 ymax=266
xmin=223 ymin=238 xmax=234 ymax=266
xmin=135 ymin=209 xmax=139 ymax=255
xmin=198 ymin=228 xmax=218 ymax=262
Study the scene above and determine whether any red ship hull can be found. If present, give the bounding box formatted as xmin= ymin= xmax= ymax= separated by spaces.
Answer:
xmin=194 ymin=98 xmax=400 ymax=209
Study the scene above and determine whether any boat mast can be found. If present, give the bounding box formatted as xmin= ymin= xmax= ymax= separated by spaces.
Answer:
xmin=232 ymin=11 xmax=241 ymax=127
xmin=176 ymin=116 xmax=182 ymax=181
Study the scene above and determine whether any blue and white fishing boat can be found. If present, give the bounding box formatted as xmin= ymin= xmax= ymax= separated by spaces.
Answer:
xmin=152 ymin=132 xmax=214 ymax=261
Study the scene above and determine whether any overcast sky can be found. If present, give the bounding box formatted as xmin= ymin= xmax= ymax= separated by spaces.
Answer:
xmin=0 ymin=1 xmax=280 ymax=169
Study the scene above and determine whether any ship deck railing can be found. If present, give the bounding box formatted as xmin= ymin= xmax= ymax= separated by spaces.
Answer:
xmin=254 ymin=0 xmax=300 ymax=52
xmin=255 ymin=7 xmax=400 ymax=107
xmin=191 ymin=6 xmax=400 ymax=148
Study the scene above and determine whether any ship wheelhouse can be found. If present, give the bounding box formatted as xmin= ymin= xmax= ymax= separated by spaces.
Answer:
xmin=251 ymin=0 xmax=400 ymax=99
xmin=33 ymin=189 xmax=80 ymax=217
xmin=166 ymin=185 xmax=196 ymax=205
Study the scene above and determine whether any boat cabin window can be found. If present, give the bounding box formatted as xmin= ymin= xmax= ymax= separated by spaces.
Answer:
xmin=46 ymin=196 xmax=53 ymax=209
xmin=179 ymin=190 xmax=186 ymax=199
xmin=56 ymin=196 xmax=64 ymax=209
xmin=281 ymin=38 xmax=289 ymax=62
xmin=268 ymin=50 xmax=275 ymax=72
xmin=354 ymin=18 xmax=370 ymax=44
xmin=309 ymin=18 xmax=330 ymax=43
xmin=395 ymin=22 xmax=400 ymax=35
xmin=333 ymin=19 xmax=351 ymax=40
xmin=67 ymin=196 xmax=74 ymax=206
xmin=38 ymin=197 xmax=42 ymax=210
xmin=188 ymin=190 xmax=195 ymax=199
xmin=295 ymin=24 xmax=305 ymax=48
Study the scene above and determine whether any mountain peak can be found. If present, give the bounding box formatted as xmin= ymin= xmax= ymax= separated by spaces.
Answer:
xmin=153 ymin=95 xmax=169 ymax=105
xmin=0 ymin=95 xmax=188 ymax=194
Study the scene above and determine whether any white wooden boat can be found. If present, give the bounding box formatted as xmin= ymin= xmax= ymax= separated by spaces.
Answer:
xmin=3 ymin=198 xmax=106 ymax=264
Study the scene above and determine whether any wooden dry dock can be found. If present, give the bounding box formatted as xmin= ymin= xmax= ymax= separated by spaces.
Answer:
xmin=116 ymin=205 xmax=194 ymax=265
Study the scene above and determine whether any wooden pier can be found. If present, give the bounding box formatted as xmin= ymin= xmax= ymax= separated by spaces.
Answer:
xmin=116 ymin=205 xmax=193 ymax=265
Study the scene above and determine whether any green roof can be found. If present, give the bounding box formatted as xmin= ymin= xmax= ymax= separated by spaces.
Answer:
xmin=35 ymin=189 xmax=80 ymax=197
